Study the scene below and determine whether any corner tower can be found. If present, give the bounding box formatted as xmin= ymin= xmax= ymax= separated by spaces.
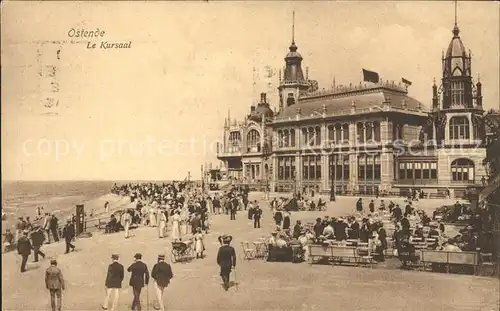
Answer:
xmin=277 ymin=11 xmax=310 ymax=111
xmin=431 ymin=1 xmax=484 ymax=146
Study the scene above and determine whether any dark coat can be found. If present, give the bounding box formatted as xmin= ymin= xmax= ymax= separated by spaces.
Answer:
xmin=217 ymin=245 xmax=236 ymax=268
xmin=31 ymin=230 xmax=45 ymax=247
xmin=253 ymin=208 xmax=262 ymax=219
xmin=283 ymin=216 xmax=291 ymax=230
xmin=127 ymin=261 xmax=149 ymax=288
xmin=349 ymin=222 xmax=360 ymax=239
xmin=17 ymin=236 xmax=32 ymax=255
xmin=62 ymin=224 xmax=75 ymax=240
xmin=105 ymin=262 xmax=124 ymax=288
xmin=151 ymin=261 xmax=173 ymax=287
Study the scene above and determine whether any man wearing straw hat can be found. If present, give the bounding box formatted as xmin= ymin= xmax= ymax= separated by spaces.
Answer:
xmin=102 ymin=254 xmax=124 ymax=311
xmin=127 ymin=253 xmax=149 ymax=311
xmin=151 ymin=254 xmax=173 ymax=311
xmin=45 ymin=258 xmax=65 ymax=311
xmin=216 ymin=235 xmax=236 ymax=291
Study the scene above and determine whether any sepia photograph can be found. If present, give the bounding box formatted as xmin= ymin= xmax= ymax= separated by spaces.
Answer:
xmin=1 ymin=1 xmax=499 ymax=310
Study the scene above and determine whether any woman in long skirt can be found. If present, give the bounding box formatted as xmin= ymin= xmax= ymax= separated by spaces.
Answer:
xmin=180 ymin=210 xmax=189 ymax=236
xmin=194 ymin=227 xmax=205 ymax=258
xmin=158 ymin=210 xmax=167 ymax=238
xmin=171 ymin=210 xmax=181 ymax=241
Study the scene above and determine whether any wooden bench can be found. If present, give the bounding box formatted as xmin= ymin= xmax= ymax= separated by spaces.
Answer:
xmin=308 ymin=244 xmax=334 ymax=264
xmin=330 ymin=246 xmax=358 ymax=264
xmin=420 ymin=250 xmax=479 ymax=274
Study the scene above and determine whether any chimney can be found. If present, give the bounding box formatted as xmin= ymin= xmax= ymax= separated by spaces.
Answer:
xmin=260 ymin=93 xmax=267 ymax=104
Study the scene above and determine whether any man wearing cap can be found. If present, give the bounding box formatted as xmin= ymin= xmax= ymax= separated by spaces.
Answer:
xmin=151 ymin=254 xmax=173 ymax=311
xmin=102 ymin=254 xmax=124 ymax=310
xmin=216 ymin=235 xmax=236 ymax=291
xmin=127 ymin=253 xmax=149 ymax=311
xmin=62 ymin=219 xmax=75 ymax=254
xmin=45 ymin=259 xmax=65 ymax=311
xmin=17 ymin=229 xmax=32 ymax=272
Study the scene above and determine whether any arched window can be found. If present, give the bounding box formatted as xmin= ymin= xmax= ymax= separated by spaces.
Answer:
xmin=287 ymin=93 xmax=295 ymax=107
xmin=342 ymin=123 xmax=349 ymax=142
xmin=283 ymin=130 xmax=289 ymax=147
xmin=335 ymin=124 xmax=342 ymax=143
xmin=328 ymin=125 xmax=334 ymax=142
xmin=301 ymin=128 xmax=308 ymax=146
xmin=357 ymin=123 xmax=365 ymax=143
xmin=449 ymin=116 xmax=470 ymax=140
xmin=451 ymin=158 xmax=474 ymax=182
xmin=373 ymin=122 xmax=381 ymax=142
xmin=315 ymin=126 xmax=321 ymax=145
xmin=290 ymin=129 xmax=296 ymax=147
xmin=247 ymin=129 xmax=260 ymax=152
xmin=308 ymin=127 xmax=314 ymax=146
xmin=365 ymin=122 xmax=373 ymax=141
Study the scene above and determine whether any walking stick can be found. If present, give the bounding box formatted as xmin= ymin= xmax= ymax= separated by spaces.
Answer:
xmin=146 ymin=283 xmax=150 ymax=311
xmin=233 ymin=267 xmax=238 ymax=292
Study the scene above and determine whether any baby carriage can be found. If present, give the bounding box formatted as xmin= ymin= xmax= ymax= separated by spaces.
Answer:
xmin=171 ymin=239 xmax=194 ymax=263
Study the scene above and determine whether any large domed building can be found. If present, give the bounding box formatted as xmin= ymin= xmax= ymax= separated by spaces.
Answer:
xmin=216 ymin=13 xmax=491 ymax=198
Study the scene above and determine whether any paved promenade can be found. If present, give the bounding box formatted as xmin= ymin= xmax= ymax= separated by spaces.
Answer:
xmin=2 ymin=195 xmax=499 ymax=311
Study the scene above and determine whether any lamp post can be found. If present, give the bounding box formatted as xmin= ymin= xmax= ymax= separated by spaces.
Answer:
xmin=263 ymin=143 xmax=270 ymax=200
xmin=201 ymin=165 xmax=205 ymax=191
xmin=330 ymin=158 xmax=336 ymax=202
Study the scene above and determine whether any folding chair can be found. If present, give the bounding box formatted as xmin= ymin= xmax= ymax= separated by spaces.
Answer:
xmin=241 ymin=241 xmax=256 ymax=260
xmin=479 ymin=253 xmax=498 ymax=276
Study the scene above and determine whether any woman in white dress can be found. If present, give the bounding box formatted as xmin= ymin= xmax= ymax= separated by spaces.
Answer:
xmin=158 ymin=210 xmax=167 ymax=238
xmin=171 ymin=210 xmax=181 ymax=241
xmin=180 ymin=209 xmax=189 ymax=236
xmin=194 ymin=227 xmax=205 ymax=258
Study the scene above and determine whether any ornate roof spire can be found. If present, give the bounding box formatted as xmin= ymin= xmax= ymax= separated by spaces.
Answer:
xmin=289 ymin=11 xmax=298 ymax=52
xmin=452 ymin=0 xmax=460 ymax=37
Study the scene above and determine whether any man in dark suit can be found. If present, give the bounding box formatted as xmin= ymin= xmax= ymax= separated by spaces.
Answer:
xmin=62 ymin=219 xmax=75 ymax=254
xmin=30 ymin=226 xmax=46 ymax=262
xmin=45 ymin=259 xmax=65 ymax=311
xmin=216 ymin=235 xmax=236 ymax=291
xmin=17 ymin=230 xmax=32 ymax=272
xmin=102 ymin=254 xmax=124 ymax=311
xmin=128 ymin=253 xmax=149 ymax=311
xmin=253 ymin=205 xmax=262 ymax=229
xmin=151 ymin=254 xmax=173 ymax=311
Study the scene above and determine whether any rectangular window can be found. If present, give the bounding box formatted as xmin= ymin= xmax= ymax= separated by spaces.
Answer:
xmin=291 ymin=160 xmax=296 ymax=179
xmin=415 ymin=162 xmax=422 ymax=179
xmin=374 ymin=156 xmax=381 ymax=180
xmin=430 ymin=162 xmax=437 ymax=179
xmin=399 ymin=163 xmax=405 ymax=179
xmin=422 ymin=163 xmax=430 ymax=179
xmin=284 ymin=158 xmax=290 ymax=180
xmin=343 ymin=157 xmax=350 ymax=180
xmin=406 ymin=162 xmax=414 ymax=179
xmin=366 ymin=156 xmax=374 ymax=179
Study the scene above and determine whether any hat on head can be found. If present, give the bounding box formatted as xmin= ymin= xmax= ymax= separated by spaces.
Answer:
xmin=221 ymin=235 xmax=232 ymax=244
xmin=50 ymin=259 xmax=57 ymax=265
xmin=158 ymin=254 xmax=165 ymax=260
xmin=134 ymin=253 xmax=142 ymax=259
xmin=111 ymin=254 xmax=119 ymax=260
xmin=22 ymin=229 xmax=29 ymax=234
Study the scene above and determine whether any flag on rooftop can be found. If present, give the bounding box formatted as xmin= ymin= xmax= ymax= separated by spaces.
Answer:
xmin=402 ymin=77 xmax=412 ymax=86
xmin=362 ymin=69 xmax=379 ymax=84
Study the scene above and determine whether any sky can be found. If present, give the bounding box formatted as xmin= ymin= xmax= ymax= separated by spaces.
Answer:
xmin=1 ymin=1 xmax=499 ymax=181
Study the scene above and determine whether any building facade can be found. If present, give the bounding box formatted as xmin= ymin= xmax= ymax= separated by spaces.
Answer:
xmin=217 ymin=19 xmax=491 ymax=198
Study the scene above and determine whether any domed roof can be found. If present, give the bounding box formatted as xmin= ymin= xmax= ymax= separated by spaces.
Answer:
xmin=285 ymin=42 xmax=302 ymax=59
xmin=446 ymin=25 xmax=467 ymax=58
xmin=249 ymin=104 xmax=273 ymax=122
